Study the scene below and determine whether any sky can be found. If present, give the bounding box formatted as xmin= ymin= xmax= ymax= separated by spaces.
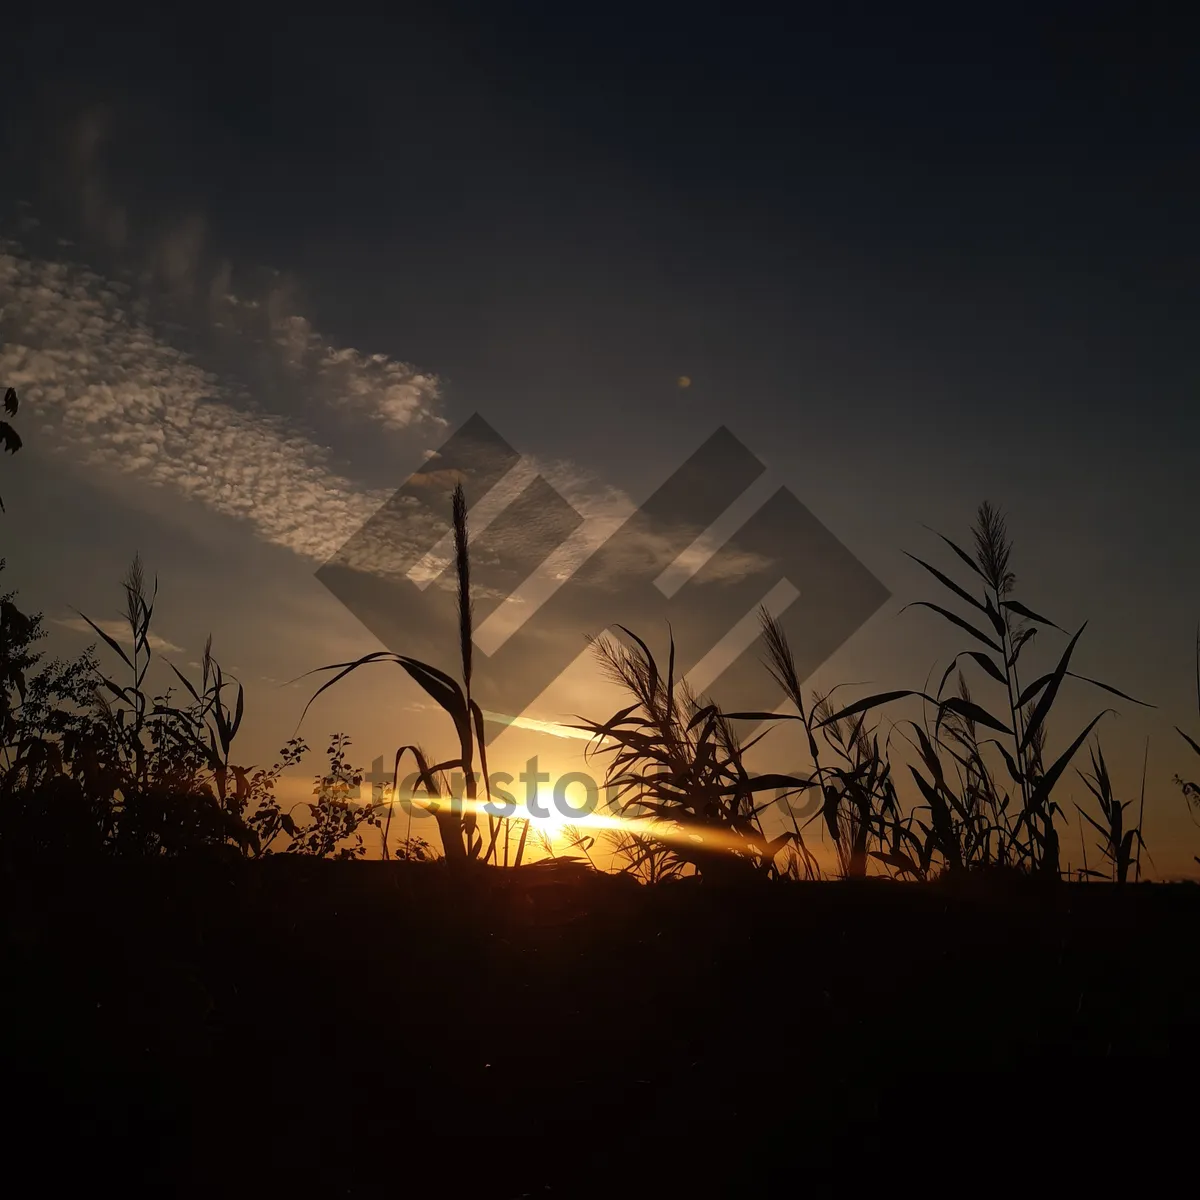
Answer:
xmin=1 ymin=4 xmax=1197 ymax=873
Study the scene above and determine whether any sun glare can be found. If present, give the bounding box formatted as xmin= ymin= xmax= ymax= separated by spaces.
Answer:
xmin=528 ymin=791 xmax=568 ymax=843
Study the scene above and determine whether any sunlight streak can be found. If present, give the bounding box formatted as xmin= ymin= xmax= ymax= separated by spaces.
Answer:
xmin=383 ymin=789 xmax=764 ymax=858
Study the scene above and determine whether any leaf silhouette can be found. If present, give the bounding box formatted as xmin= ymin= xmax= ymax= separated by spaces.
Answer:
xmin=902 ymin=602 xmax=1003 ymax=653
xmin=1001 ymin=600 xmax=1064 ymax=631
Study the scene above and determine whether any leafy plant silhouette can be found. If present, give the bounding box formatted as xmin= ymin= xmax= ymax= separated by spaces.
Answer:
xmin=0 ymin=386 xmax=21 ymax=513
xmin=284 ymin=733 xmax=381 ymax=859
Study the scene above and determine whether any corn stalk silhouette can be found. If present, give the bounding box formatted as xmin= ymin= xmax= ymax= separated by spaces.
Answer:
xmin=300 ymin=484 xmax=499 ymax=867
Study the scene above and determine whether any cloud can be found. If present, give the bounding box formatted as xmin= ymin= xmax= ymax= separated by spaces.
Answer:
xmin=0 ymin=231 xmax=773 ymax=631
xmin=22 ymin=101 xmax=444 ymax=438
xmin=0 ymin=242 xmax=445 ymax=564
xmin=307 ymin=335 xmax=443 ymax=432
xmin=4 ymin=107 xmax=769 ymax=604
xmin=54 ymin=616 xmax=183 ymax=654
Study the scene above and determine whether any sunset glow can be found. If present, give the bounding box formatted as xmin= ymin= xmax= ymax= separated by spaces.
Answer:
xmin=4 ymin=12 xmax=1199 ymax=1191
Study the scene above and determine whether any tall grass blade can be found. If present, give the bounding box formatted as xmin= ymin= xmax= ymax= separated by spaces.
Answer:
xmin=1019 ymin=623 xmax=1087 ymax=757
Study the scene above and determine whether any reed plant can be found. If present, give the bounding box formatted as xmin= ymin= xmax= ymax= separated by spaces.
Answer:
xmin=1074 ymin=741 xmax=1149 ymax=883
xmin=4 ymin=413 xmax=1189 ymax=882
xmin=814 ymin=502 xmax=1150 ymax=878
xmin=602 ymin=827 xmax=689 ymax=882
xmin=302 ymin=483 xmax=503 ymax=868
xmin=751 ymin=611 xmax=904 ymax=878
xmin=573 ymin=625 xmax=802 ymax=880
xmin=1175 ymin=631 xmax=1200 ymax=867
xmin=69 ymin=556 xmax=248 ymax=856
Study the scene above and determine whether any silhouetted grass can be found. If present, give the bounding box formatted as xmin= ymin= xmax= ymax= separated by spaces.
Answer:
xmin=572 ymin=625 xmax=801 ymax=879
xmin=0 ymin=412 xmax=1193 ymax=880
xmin=2 ymin=416 xmax=1199 ymax=1191
xmin=1075 ymin=741 xmax=1149 ymax=882
xmin=1176 ymin=629 xmax=1200 ymax=868
xmin=297 ymin=482 xmax=532 ymax=869
xmin=803 ymin=502 xmax=1156 ymax=880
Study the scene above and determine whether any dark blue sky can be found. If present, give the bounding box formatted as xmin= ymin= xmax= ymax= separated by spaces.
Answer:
xmin=2 ymin=3 xmax=1197 ymax=871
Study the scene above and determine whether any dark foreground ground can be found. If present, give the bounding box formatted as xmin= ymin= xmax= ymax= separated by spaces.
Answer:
xmin=2 ymin=859 xmax=1197 ymax=1195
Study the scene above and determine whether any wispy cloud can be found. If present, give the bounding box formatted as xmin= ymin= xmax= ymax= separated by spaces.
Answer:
xmin=273 ymin=314 xmax=444 ymax=433
xmin=53 ymin=615 xmax=183 ymax=654
xmin=0 ymin=222 xmax=774 ymax=625
xmin=0 ymin=243 xmax=443 ymax=563
xmin=1 ymin=101 xmax=448 ymax=567
xmin=0 ymin=239 xmax=658 ymax=601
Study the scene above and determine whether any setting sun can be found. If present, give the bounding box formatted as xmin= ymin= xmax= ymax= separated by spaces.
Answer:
xmin=527 ymin=798 xmax=568 ymax=844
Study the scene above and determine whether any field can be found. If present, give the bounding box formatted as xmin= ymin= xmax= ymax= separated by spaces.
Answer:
xmin=4 ymin=859 xmax=1197 ymax=1194
xmin=3 ymin=413 xmax=1200 ymax=1194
